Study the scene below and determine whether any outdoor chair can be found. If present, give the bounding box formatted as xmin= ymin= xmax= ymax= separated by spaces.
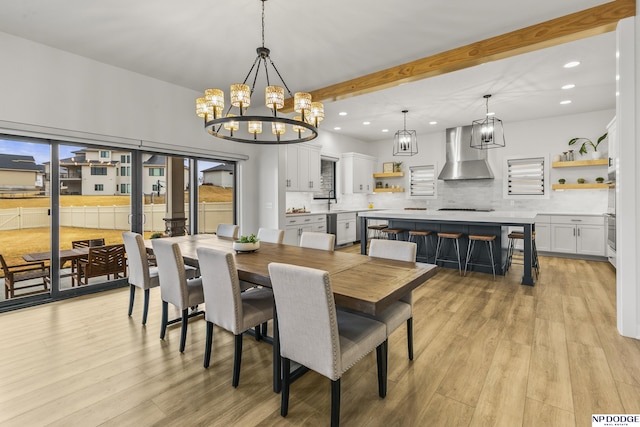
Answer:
xmin=1 ymin=254 xmax=49 ymax=299
xmin=75 ymin=244 xmax=127 ymax=286
xmin=71 ymin=238 xmax=106 ymax=249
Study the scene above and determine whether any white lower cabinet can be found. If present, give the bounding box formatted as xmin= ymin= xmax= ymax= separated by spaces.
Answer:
xmin=283 ymin=214 xmax=327 ymax=246
xmin=336 ymin=212 xmax=357 ymax=246
xmin=550 ymin=215 xmax=605 ymax=256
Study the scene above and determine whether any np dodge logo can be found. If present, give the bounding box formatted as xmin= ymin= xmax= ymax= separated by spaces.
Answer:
xmin=592 ymin=414 xmax=640 ymax=427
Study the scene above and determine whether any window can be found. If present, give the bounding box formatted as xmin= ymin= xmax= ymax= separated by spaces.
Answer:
xmin=313 ymin=158 xmax=337 ymax=199
xmin=120 ymin=166 xmax=130 ymax=176
xmin=505 ymin=157 xmax=546 ymax=198
xmin=152 ymin=184 xmax=159 ymax=192
xmin=120 ymin=154 xmax=130 ymax=164
xmin=90 ymin=166 xmax=107 ymax=175
xmin=120 ymin=183 xmax=130 ymax=194
xmin=149 ymin=168 xmax=164 ymax=177
xmin=99 ymin=150 xmax=109 ymax=158
xmin=409 ymin=165 xmax=437 ymax=198
xmin=94 ymin=184 xmax=104 ymax=191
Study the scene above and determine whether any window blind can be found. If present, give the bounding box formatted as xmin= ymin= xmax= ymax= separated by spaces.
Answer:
xmin=507 ymin=157 xmax=545 ymax=195
xmin=410 ymin=165 xmax=436 ymax=197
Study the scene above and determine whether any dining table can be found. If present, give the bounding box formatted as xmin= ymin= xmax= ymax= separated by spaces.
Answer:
xmin=23 ymin=247 xmax=90 ymax=286
xmin=145 ymin=234 xmax=438 ymax=392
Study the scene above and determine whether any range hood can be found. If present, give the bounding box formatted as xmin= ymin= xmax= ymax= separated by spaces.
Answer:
xmin=438 ymin=126 xmax=494 ymax=180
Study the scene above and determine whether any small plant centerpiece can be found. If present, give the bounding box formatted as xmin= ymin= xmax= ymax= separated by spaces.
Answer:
xmin=558 ymin=178 xmax=566 ymax=184
xmin=596 ymin=177 xmax=605 ymax=184
xmin=568 ymin=132 xmax=608 ymax=159
xmin=150 ymin=232 xmax=164 ymax=239
xmin=233 ymin=233 xmax=260 ymax=252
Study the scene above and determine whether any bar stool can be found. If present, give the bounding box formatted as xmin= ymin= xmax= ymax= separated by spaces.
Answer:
xmin=506 ymin=231 xmax=539 ymax=278
xmin=368 ymin=223 xmax=388 ymax=240
xmin=380 ymin=228 xmax=406 ymax=241
xmin=434 ymin=232 xmax=464 ymax=275
xmin=408 ymin=230 xmax=432 ymax=262
xmin=464 ymin=234 xmax=497 ymax=280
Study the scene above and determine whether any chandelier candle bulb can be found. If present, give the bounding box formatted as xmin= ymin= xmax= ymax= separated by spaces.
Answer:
xmin=230 ymin=84 xmax=251 ymax=111
xmin=248 ymin=121 xmax=262 ymax=135
xmin=266 ymin=86 xmax=285 ymax=111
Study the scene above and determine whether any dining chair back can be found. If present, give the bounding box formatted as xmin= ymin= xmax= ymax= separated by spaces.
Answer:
xmin=122 ymin=232 xmax=159 ymax=325
xmin=71 ymin=238 xmax=105 ymax=248
xmin=1 ymin=254 xmax=49 ymax=299
xmin=152 ymin=238 xmax=204 ymax=352
xmin=75 ymin=244 xmax=126 ymax=286
xmin=257 ymin=227 xmax=285 ymax=244
xmin=367 ymin=239 xmax=417 ymax=360
xmin=197 ymin=247 xmax=274 ymax=386
xmin=268 ymin=262 xmax=387 ymax=426
xmin=216 ymin=223 xmax=239 ymax=239
xmin=299 ymin=231 xmax=335 ymax=251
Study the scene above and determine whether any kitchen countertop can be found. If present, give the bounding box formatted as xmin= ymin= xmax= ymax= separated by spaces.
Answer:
xmin=358 ymin=209 xmax=537 ymax=224
xmin=286 ymin=209 xmax=379 ymax=217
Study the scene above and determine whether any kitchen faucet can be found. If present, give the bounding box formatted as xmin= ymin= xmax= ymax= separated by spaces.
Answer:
xmin=328 ymin=189 xmax=335 ymax=211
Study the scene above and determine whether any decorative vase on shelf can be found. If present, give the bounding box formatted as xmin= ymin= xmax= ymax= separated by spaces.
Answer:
xmin=592 ymin=151 xmax=603 ymax=159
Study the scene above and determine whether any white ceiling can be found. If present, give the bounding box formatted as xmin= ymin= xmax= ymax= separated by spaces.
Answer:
xmin=0 ymin=0 xmax=617 ymax=142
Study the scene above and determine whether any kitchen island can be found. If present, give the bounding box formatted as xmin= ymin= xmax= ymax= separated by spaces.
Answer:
xmin=359 ymin=210 xmax=538 ymax=285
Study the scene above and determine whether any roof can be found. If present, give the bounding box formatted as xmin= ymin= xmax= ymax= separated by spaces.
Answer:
xmin=0 ymin=154 xmax=40 ymax=172
xmin=202 ymin=164 xmax=233 ymax=173
xmin=143 ymin=155 xmax=166 ymax=166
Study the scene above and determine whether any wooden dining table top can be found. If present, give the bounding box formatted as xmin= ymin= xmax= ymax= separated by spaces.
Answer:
xmin=146 ymin=234 xmax=438 ymax=315
xmin=22 ymin=247 xmax=89 ymax=263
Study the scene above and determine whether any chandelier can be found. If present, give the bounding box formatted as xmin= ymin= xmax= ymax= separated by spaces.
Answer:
xmin=470 ymin=94 xmax=506 ymax=149
xmin=393 ymin=110 xmax=418 ymax=156
xmin=195 ymin=0 xmax=321 ymax=144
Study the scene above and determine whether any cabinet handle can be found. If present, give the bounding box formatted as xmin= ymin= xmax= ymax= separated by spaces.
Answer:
xmin=346 ymin=222 xmax=349 ymax=229
xmin=309 ymin=181 xmax=313 ymax=188
xmin=573 ymin=228 xmax=576 ymax=236
xmin=304 ymin=218 xmax=311 ymax=222
xmin=571 ymin=219 xmax=582 ymax=222
xmin=578 ymin=228 xmax=580 ymax=237
xmin=359 ymin=184 xmax=363 ymax=190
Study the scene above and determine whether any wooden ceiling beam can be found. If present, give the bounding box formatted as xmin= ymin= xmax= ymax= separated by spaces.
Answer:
xmin=282 ymin=0 xmax=635 ymax=112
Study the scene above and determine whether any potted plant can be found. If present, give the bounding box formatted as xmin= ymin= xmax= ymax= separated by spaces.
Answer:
xmin=558 ymin=178 xmax=566 ymax=184
xmin=568 ymin=132 xmax=608 ymax=159
xmin=596 ymin=177 xmax=605 ymax=183
xmin=577 ymin=178 xmax=586 ymax=184
xmin=393 ymin=162 xmax=403 ymax=172
xmin=150 ymin=232 xmax=164 ymax=239
xmin=233 ymin=233 xmax=260 ymax=252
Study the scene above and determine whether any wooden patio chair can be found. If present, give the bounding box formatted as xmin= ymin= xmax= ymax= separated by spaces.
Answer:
xmin=75 ymin=244 xmax=126 ymax=286
xmin=71 ymin=238 xmax=105 ymax=249
xmin=1 ymin=254 xmax=50 ymax=299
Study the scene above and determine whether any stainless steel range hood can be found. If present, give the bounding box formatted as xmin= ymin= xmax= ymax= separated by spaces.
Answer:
xmin=438 ymin=126 xmax=494 ymax=180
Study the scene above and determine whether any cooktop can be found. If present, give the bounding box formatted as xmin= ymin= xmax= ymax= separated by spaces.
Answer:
xmin=437 ymin=208 xmax=494 ymax=212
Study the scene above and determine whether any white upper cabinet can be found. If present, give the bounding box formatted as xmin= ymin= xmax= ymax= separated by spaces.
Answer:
xmin=342 ymin=152 xmax=376 ymax=194
xmin=285 ymin=143 xmax=321 ymax=192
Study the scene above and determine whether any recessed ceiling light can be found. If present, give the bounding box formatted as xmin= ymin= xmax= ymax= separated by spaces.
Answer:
xmin=562 ymin=84 xmax=575 ymax=90
xmin=333 ymin=127 xmax=341 ymax=130
xmin=381 ymin=129 xmax=389 ymax=132
xmin=429 ymin=121 xmax=438 ymax=125
xmin=560 ymin=100 xmax=572 ymax=105
xmin=363 ymin=121 xmax=370 ymax=125
xmin=564 ymin=61 xmax=580 ymax=68
xmin=338 ymin=112 xmax=347 ymax=116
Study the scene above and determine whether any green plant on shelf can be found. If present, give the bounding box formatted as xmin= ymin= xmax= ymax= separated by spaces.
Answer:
xmin=568 ymin=132 xmax=608 ymax=155
xmin=558 ymin=178 xmax=566 ymax=184
xmin=596 ymin=177 xmax=605 ymax=183
xmin=577 ymin=178 xmax=586 ymax=184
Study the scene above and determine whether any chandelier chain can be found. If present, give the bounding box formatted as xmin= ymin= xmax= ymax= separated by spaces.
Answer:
xmin=261 ymin=0 xmax=266 ymax=48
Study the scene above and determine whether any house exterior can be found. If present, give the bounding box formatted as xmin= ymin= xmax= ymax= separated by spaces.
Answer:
xmin=202 ymin=163 xmax=233 ymax=188
xmin=0 ymin=154 xmax=44 ymax=194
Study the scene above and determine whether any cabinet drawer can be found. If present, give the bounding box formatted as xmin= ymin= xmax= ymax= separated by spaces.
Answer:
xmin=550 ymin=215 xmax=604 ymax=226
xmin=535 ymin=214 xmax=551 ymax=224
xmin=286 ymin=214 xmax=326 ymax=226
xmin=336 ymin=212 xmax=356 ymax=222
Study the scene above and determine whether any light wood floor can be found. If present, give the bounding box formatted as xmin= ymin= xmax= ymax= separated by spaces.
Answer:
xmin=1 ymin=248 xmax=639 ymax=427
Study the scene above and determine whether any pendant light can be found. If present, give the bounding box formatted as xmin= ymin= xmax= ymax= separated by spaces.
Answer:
xmin=393 ymin=110 xmax=418 ymax=156
xmin=470 ymin=94 xmax=506 ymax=149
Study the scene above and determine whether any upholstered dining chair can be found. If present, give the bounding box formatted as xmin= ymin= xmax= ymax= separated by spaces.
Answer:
xmin=268 ymin=262 xmax=387 ymax=427
xmin=216 ymin=223 xmax=239 ymax=239
xmin=122 ymin=232 xmax=197 ymax=325
xmin=299 ymin=231 xmax=335 ymax=251
xmin=197 ymin=247 xmax=274 ymax=387
xmin=151 ymin=238 xmax=204 ymax=353
xmin=257 ymin=227 xmax=285 ymax=244
xmin=367 ymin=239 xmax=417 ymax=360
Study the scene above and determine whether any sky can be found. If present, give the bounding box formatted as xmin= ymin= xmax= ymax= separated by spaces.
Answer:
xmin=0 ymin=139 xmax=77 ymax=165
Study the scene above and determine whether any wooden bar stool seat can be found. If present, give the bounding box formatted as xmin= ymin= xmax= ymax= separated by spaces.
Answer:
xmin=464 ymin=234 xmax=497 ymax=280
xmin=434 ymin=232 xmax=464 ymax=275
xmin=380 ymin=228 xmax=405 ymax=241
xmin=368 ymin=224 xmax=388 ymax=239
xmin=408 ymin=230 xmax=433 ymax=262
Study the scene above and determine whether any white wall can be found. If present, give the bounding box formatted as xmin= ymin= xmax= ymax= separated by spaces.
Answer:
xmin=0 ymin=30 xmax=262 ymax=233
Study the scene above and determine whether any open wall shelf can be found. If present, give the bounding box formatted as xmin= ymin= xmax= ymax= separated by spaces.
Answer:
xmin=552 ymin=159 xmax=608 ymax=168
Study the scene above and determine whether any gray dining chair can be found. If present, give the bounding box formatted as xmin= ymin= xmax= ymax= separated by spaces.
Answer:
xmin=257 ymin=227 xmax=285 ymax=244
xmin=123 ymin=232 xmax=198 ymax=325
xmin=151 ymin=238 xmax=204 ymax=353
xmin=299 ymin=231 xmax=335 ymax=251
xmin=367 ymin=239 xmax=417 ymax=360
xmin=268 ymin=262 xmax=387 ymax=426
xmin=197 ymin=247 xmax=274 ymax=387
xmin=216 ymin=223 xmax=239 ymax=239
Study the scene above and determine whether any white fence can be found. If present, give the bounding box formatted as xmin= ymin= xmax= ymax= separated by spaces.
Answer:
xmin=0 ymin=203 xmax=233 ymax=234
